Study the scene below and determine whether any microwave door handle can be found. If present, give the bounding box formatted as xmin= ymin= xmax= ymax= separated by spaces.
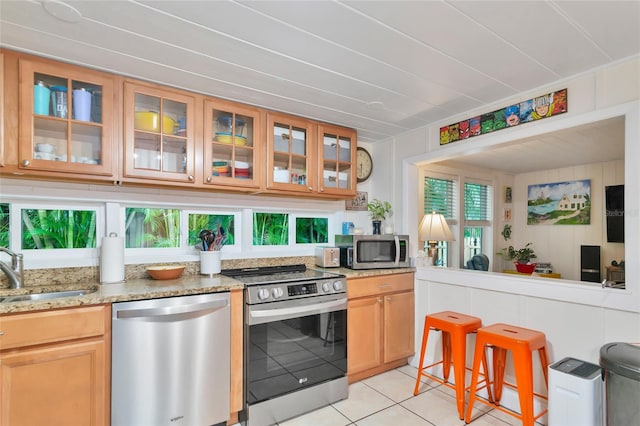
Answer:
xmin=394 ymin=235 xmax=400 ymax=265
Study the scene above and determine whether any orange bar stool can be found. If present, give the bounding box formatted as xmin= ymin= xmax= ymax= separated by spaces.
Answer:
xmin=413 ymin=311 xmax=492 ymax=420
xmin=465 ymin=323 xmax=550 ymax=426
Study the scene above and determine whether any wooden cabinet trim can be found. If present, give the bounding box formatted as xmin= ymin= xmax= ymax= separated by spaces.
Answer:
xmin=0 ymin=305 xmax=108 ymax=350
xmin=347 ymin=272 xmax=414 ymax=299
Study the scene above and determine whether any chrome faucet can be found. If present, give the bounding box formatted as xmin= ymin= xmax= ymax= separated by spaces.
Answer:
xmin=0 ymin=247 xmax=24 ymax=289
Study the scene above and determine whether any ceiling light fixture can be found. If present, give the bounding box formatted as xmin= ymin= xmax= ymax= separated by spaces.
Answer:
xmin=42 ymin=0 xmax=82 ymax=23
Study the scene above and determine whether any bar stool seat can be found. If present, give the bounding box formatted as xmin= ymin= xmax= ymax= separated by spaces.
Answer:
xmin=465 ymin=323 xmax=550 ymax=426
xmin=413 ymin=311 xmax=492 ymax=420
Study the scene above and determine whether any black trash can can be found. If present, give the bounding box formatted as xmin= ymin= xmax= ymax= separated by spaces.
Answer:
xmin=600 ymin=342 xmax=640 ymax=426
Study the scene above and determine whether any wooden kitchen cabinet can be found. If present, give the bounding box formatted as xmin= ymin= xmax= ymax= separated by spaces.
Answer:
xmin=123 ymin=81 xmax=197 ymax=185
xmin=203 ymin=98 xmax=263 ymax=190
xmin=17 ymin=57 xmax=116 ymax=179
xmin=347 ymin=272 xmax=414 ymax=383
xmin=0 ymin=305 xmax=111 ymax=426
xmin=317 ymin=123 xmax=356 ymax=197
xmin=266 ymin=112 xmax=316 ymax=194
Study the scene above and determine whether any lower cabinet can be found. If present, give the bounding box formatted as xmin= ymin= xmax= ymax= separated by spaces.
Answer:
xmin=0 ymin=305 xmax=110 ymax=426
xmin=347 ymin=272 xmax=414 ymax=383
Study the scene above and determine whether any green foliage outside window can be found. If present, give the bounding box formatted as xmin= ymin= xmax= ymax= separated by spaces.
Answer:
xmin=0 ymin=204 xmax=9 ymax=248
xmin=295 ymin=217 xmax=328 ymax=244
xmin=21 ymin=208 xmax=96 ymax=249
xmin=253 ymin=212 xmax=288 ymax=245
xmin=188 ymin=214 xmax=235 ymax=247
xmin=125 ymin=208 xmax=180 ymax=248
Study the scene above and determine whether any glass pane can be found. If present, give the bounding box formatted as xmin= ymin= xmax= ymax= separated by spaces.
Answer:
xmin=253 ymin=212 xmax=288 ymax=245
xmin=188 ymin=214 xmax=235 ymax=248
xmin=71 ymin=123 xmax=101 ymax=164
xmin=134 ymin=93 xmax=161 ymax=132
xmin=463 ymin=227 xmax=483 ymax=265
xmin=71 ymin=80 xmax=100 ymax=123
xmin=125 ymin=208 xmax=180 ymax=248
xmin=0 ymin=204 xmax=9 ymax=248
xmin=34 ymin=118 xmax=67 ymax=161
xmin=162 ymin=99 xmax=183 ymax=136
xmin=162 ymin=137 xmax=186 ymax=173
xmin=295 ymin=217 xmax=328 ymax=244
xmin=21 ymin=209 xmax=97 ymax=249
xmin=134 ymin=133 xmax=161 ymax=170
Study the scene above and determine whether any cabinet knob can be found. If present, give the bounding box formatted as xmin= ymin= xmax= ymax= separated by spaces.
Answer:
xmin=22 ymin=160 xmax=30 ymax=167
xmin=308 ymin=186 xmax=313 ymax=191
xmin=188 ymin=175 xmax=194 ymax=181
xmin=377 ymin=297 xmax=382 ymax=304
xmin=206 ymin=176 xmax=212 ymax=183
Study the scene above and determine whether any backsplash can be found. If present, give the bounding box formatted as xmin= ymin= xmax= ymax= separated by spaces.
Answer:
xmin=0 ymin=256 xmax=317 ymax=289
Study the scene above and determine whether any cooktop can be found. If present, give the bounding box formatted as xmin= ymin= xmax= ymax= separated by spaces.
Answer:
xmin=220 ymin=264 xmax=344 ymax=286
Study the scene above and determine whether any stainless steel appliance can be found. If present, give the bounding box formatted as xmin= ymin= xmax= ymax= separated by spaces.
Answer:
xmin=221 ymin=264 xmax=348 ymax=426
xmin=111 ymin=293 xmax=230 ymax=426
xmin=335 ymin=234 xmax=410 ymax=269
xmin=315 ymin=246 xmax=340 ymax=267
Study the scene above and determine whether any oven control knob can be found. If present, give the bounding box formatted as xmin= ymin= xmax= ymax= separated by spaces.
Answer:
xmin=322 ymin=282 xmax=331 ymax=293
xmin=332 ymin=281 xmax=343 ymax=291
xmin=272 ymin=287 xmax=284 ymax=298
xmin=257 ymin=288 xmax=270 ymax=300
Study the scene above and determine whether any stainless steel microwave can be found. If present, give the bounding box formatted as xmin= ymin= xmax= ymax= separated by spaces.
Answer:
xmin=335 ymin=234 xmax=410 ymax=269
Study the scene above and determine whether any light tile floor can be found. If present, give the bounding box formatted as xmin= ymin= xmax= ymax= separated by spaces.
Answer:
xmin=278 ymin=365 xmax=524 ymax=426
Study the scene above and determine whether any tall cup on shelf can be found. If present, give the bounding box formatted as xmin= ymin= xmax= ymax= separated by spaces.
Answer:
xmin=200 ymin=251 xmax=221 ymax=275
xmin=73 ymin=88 xmax=92 ymax=121
xmin=50 ymin=86 xmax=68 ymax=118
xmin=33 ymin=81 xmax=50 ymax=115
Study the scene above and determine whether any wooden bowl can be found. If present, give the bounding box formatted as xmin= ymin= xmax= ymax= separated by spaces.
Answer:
xmin=146 ymin=265 xmax=185 ymax=280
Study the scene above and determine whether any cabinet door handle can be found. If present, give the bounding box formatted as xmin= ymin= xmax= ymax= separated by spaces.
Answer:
xmin=22 ymin=160 xmax=31 ymax=167
xmin=377 ymin=297 xmax=382 ymax=304
xmin=0 ymin=331 xmax=4 ymax=335
xmin=206 ymin=176 xmax=212 ymax=182
xmin=188 ymin=175 xmax=194 ymax=181
xmin=385 ymin=296 xmax=391 ymax=301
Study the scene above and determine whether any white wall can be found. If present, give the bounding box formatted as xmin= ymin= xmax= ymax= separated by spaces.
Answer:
xmin=379 ymin=57 xmax=640 ymax=420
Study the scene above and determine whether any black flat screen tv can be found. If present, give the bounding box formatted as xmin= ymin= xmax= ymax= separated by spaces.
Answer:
xmin=605 ymin=185 xmax=624 ymax=243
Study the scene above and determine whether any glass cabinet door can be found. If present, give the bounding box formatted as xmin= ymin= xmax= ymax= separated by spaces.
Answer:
xmin=318 ymin=124 xmax=356 ymax=196
xmin=124 ymin=83 xmax=195 ymax=183
xmin=267 ymin=113 xmax=314 ymax=193
xmin=19 ymin=59 xmax=114 ymax=176
xmin=204 ymin=100 xmax=261 ymax=188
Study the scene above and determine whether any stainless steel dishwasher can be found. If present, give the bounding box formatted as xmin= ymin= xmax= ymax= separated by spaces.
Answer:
xmin=111 ymin=292 xmax=230 ymax=426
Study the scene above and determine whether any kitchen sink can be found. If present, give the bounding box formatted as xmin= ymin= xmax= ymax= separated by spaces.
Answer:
xmin=0 ymin=289 xmax=97 ymax=303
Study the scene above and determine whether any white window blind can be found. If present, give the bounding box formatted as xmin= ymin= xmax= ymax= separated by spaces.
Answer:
xmin=423 ymin=177 xmax=456 ymax=220
xmin=464 ymin=182 xmax=491 ymax=222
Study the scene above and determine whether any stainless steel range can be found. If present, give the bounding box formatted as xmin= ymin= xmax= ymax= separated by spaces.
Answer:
xmin=221 ymin=264 xmax=348 ymax=426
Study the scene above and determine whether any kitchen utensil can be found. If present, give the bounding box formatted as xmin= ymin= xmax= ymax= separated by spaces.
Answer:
xmin=34 ymin=81 xmax=51 ymax=115
xmin=146 ymin=265 xmax=185 ymax=280
xmin=73 ymin=88 xmax=92 ymax=121
xmin=50 ymin=85 xmax=68 ymax=118
xmin=199 ymin=229 xmax=212 ymax=251
xmin=135 ymin=111 xmax=176 ymax=133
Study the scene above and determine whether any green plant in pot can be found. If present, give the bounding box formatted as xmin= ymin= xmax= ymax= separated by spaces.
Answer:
xmin=367 ymin=199 xmax=392 ymax=235
xmin=499 ymin=243 xmax=537 ymax=273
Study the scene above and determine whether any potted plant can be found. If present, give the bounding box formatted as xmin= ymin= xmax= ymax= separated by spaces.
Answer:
xmin=499 ymin=243 xmax=537 ymax=274
xmin=367 ymin=199 xmax=392 ymax=235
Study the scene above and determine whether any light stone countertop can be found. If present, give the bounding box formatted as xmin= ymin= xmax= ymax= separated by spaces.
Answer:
xmin=0 ymin=266 xmax=415 ymax=315
xmin=0 ymin=275 xmax=243 ymax=314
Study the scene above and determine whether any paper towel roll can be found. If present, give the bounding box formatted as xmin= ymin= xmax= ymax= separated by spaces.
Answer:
xmin=101 ymin=232 xmax=124 ymax=283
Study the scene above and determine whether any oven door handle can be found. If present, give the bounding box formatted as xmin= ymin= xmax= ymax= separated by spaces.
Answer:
xmin=249 ymin=298 xmax=346 ymax=324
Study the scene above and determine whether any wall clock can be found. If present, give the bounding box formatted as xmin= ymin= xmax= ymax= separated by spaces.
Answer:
xmin=356 ymin=147 xmax=373 ymax=183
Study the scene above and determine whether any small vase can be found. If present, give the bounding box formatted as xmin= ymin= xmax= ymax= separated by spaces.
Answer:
xmin=372 ymin=220 xmax=382 ymax=235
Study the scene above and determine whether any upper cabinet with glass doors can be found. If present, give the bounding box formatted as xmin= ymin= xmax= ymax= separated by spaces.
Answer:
xmin=203 ymin=99 xmax=262 ymax=189
xmin=317 ymin=123 xmax=356 ymax=197
xmin=266 ymin=113 xmax=315 ymax=194
xmin=123 ymin=82 xmax=195 ymax=185
xmin=18 ymin=59 xmax=115 ymax=178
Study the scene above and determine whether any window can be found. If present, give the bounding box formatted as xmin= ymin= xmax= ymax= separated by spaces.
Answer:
xmin=188 ymin=213 xmax=235 ymax=248
xmin=253 ymin=212 xmax=289 ymax=245
xmin=21 ymin=208 xmax=97 ymax=249
xmin=125 ymin=207 xmax=180 ymax=248
xmin=423 ymin=176 xmax=457 ymax=266
xmin=422 ymin=170 xmax=493 ymax=269
xmin=295 ymin=217 xmax=328 ymax=244
xmin=0 ymin=203 xmax=9 ymax=247
xmin=463 ymin=181 xmax=492 ymax=266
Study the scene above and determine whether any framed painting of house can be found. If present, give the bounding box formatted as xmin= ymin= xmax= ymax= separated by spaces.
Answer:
xmin=527 ymin=179 xmax=591 ymax=225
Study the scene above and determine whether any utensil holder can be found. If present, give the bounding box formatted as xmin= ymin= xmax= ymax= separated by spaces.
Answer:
xmin=200 ymin=250 xmax=221 ymax=275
